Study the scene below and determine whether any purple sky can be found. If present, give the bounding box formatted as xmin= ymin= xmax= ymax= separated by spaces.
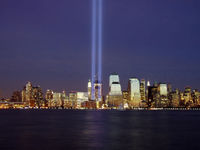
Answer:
xmin=0 ymin=0 xmax=200 ymax=97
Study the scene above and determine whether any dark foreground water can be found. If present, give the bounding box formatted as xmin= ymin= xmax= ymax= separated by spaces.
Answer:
xmin=0 ymin=110 xmax=200 ymax=150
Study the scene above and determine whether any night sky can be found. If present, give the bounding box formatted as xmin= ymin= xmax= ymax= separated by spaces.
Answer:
xmin=0 ymin=0 xmax=200 ymax=97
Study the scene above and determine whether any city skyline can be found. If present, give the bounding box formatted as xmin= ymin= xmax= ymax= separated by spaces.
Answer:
xmin=0 ymin=74 xmax=198 ymax=99
xmin=1 ymin=1 xmax=200 ymax=150
xmin=0 ymin=0 xmax=200 ymax=97
xmin=2 ymin=73 xmax=200 ymax=109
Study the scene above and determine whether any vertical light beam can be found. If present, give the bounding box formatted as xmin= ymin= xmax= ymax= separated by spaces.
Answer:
xmin=98 ymin=0 xmax=102 ymax=99
xmin=91 ymin=0 xmax=97 ymax=100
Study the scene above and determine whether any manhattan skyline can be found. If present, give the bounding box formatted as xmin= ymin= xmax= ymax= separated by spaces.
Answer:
xmin=0 ymin=0 xmax=200 ymax=98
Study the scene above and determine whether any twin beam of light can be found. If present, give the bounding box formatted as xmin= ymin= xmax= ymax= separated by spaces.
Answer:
xmin=91 ymin=0 xmax=103 ymax=100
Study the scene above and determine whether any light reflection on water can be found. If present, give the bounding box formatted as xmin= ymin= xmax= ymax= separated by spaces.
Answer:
xmin=0 ymin=110 xmax=199 ymax=150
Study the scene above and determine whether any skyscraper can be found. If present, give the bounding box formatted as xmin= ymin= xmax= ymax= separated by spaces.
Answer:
xmin=128 ymin=78 xmax=141 ymax=107
xmin=69 ymin=91 xmax=77 ymax=109
xmin=184 ymin=87 xmax=192 ymax=106
xmin=108 ymin=73 xmax=123 ymax=108
xmin=159 ymin=83 xmax=168 ymax=96
xmin=21 ymin=88 xmax=26 ymax=103
xmin=25 ymin=81 xmax=32 ymax=105
xmin=77 ymin=92 xmax=88 ymax=108
xmin=109 ymin=73 xmax=120 ymax=87
xmin=94 ymin=80 xmax=102 ymax=101
xmin=46 ymin=89 xmax=53 ymax=108
xmin=169 ymin=89 xmax=180 ymax=107
xmin=158 ymin=83 xmax=168 ymax=107
xmin=147 ymin=81 xmax=150 ymax=87
xmin=88 ymin=79 xmax=92 ymax=100
xmin=140 ymin=79 xmax=147 ymax=107
xmin=109 ymin=73 xmax=122 ymax=96
xmin=52 ymin=92 xmax=62 ymax=108
xmin=140 ymin=79 xmax=146 ymax=101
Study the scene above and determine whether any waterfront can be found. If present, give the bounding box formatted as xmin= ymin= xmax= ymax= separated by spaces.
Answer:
xmin=0 ymin=110 xmax=200 ymax=150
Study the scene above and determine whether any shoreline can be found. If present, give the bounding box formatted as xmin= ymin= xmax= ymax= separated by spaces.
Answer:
xmin=1 ymin=108 xmax=200 ymax=111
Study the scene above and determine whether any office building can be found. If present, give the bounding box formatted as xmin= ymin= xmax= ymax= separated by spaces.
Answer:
xmin=128 ymin=78 xmax=141 ymax=107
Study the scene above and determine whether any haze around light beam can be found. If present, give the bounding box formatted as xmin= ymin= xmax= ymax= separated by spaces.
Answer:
xmin=91 ymin=0 xmax=103 ymax=100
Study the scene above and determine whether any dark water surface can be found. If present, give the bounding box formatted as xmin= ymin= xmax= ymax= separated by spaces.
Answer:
xmin=0 ymin=110 xmax=200 ymax=150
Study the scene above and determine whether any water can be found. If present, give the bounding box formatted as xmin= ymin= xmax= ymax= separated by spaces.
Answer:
xmin=0 ymin=110 xmax=200 ymax=150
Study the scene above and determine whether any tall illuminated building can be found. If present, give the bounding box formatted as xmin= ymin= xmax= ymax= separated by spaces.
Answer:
xmin=25 ymin=81 xmax=32 ymax=106
xmin=94 ymin=80 xmax=102 ymax=101
xmin=22 ymin=82 xmax=44 ymax=107
xmin=192 ymin=90 xmax=200 ymax=106
xmin=109 ymin=73 xmax=120 ymax=87
xmin=50 ymin=91 xmax=67 ymax=108
xmin=46 ymin=89 xmax=53 ymax=108
xmin=21 ymin=88 xmax=26 ymax=103
xmin=180 ymin=92 xmax=185 ymax=106
xmin=140 ymin=79 xmax=147 ymax=107
xmin=128 ymin=78 xmax=141 ymax=107
xmin=147 ymin=81 xmax=150 ymax=87
xmin=109 ymin=83 xmax=122 ymax=96
xmin=61 ymin=91 xmax=68 ymax=108
xmin=158 ymin=83 xmax=168 ymax=107
xmin=52 ymin=92 xmax=62 ymax=108
xmin=146 ymin=80 xmax=151 ymax=100
xmin=108 ymin=73 xmax=123 ymax=108
xmin=169 ymin=89 xmax=180 ymax=107
xmin=184 ymin=87 xmax=192 ymax=105
xmin=88 ymin=79 xmax=92 ymax=100
xmin=159 ymin=83 xmax=168 ymax=96
xmin=140 ymin=79 xmax=146 ymax=101
xmin=69 ymin=91 xmax=77 ymax=108
xmin=77 ymin=92 xmax=88 ymax=108
xmin=109 ymin=73 xmax=122 ymax=96
xmin=26 ymin=82 xmax=32 ymax=100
